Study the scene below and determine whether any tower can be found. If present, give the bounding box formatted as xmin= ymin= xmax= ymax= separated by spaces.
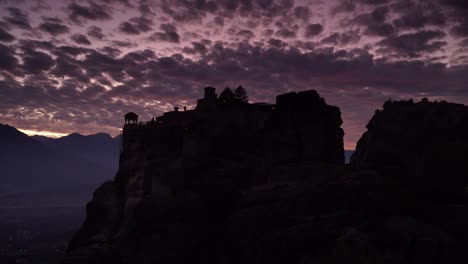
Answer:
xmin=204 ymin=87 xmax=217 ymax=100
xmin=196 ymin=87 xmax=218 ymax=111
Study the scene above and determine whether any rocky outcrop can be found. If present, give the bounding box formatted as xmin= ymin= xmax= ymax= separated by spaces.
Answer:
xmin=351 ymin=99 xmax=468 ymax=202
xmin=64 ymin=93 xmax=468 ymax=264
xmin=63 ymin=181 xmax=121 ymax=264
xmin=268 ymin=90 xmax=344 ymax=164
xmin=63 ymin=89 xmax=345 ymax=263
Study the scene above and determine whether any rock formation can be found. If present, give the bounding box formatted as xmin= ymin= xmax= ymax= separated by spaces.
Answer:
xmin=351 ymin=99 xmax=468 ymax=202
xmin=64 ymin=92 xmax=468 ymax=264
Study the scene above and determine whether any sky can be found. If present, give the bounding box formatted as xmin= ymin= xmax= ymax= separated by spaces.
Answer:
xmin=0 ymin=0 xmax=467 ymax=149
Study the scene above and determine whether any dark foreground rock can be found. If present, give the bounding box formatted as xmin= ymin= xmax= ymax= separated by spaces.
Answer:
xmin=351 ymin=99 xmax=468 ymax=202
xmin=64 ymin=92 xmax=468 ymax=264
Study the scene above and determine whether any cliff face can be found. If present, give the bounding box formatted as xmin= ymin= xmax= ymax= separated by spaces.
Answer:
xmin=63 ymin=89 xmax=345 ymax=263
xmin=351 ymin=99 xmax=468 ymax=201
xmin=64 ymin=94 xmax=468 ymax=264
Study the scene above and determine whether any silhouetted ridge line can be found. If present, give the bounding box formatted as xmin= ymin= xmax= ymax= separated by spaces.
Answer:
xmin=0 ymin=124 xmax=117 ymax=207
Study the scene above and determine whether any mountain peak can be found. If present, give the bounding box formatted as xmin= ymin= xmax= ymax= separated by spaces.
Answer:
xmin=0 ymin=123 xmax=40 ymax=147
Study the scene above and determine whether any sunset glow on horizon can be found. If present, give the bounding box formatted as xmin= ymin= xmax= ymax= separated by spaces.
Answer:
xmin=18 ymin=128 xmax=69 ymax=138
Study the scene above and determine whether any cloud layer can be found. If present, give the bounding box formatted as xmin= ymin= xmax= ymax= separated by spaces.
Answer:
xmin=0 ymin=0 xmax=467 ymax=148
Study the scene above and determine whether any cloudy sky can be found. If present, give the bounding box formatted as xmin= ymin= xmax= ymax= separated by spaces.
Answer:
xmin=0 ymin=0 xmax=467 ymax=148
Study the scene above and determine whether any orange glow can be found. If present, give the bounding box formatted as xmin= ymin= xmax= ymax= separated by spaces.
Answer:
xmin=18 ymin=129 xmax=68 ymax=138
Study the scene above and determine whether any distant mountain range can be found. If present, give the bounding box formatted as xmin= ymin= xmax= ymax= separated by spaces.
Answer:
xmin=33 ymin=132 xmax=120 ymax=170
xmin=0 ymin=124 xmax=120 ymax=207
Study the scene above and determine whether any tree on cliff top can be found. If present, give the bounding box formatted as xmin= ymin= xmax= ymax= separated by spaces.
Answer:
xmin=234 ymin=86 xmax=248 ymax=103
xmin=219 ymin=86 xmax=249 ymax=105
xmin=219 ymin=87 xmax=235 ymax=104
